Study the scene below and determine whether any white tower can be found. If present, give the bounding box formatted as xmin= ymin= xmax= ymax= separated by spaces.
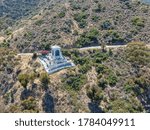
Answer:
xmin=51 ymin=45 xmax=63 ymax=60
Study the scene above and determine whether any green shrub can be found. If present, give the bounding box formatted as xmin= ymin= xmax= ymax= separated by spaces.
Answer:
xmin=95 ymin=64 xmax=110 ymax=74
xmin=74 ymin=12 xmax=88 ymax=22
xmin=98 ymin=78 xmax=108 ymax=90
xmin=71 ymin=3 xmax=81 ymax=10
xmin=5 ymin=29 xmax=12 ymax=36
xmin=21 ymin=97 xmax=37 ymax=111
xmin=135 ymin=76 xmax=150 ymax=89
xmin=58 ymin=12 xmax=66 ymax=18
xmin=35 ymin=20 xmax=44 ymax=26
xmin=92 ymin=51 xmax=109 ymax=63
xmin=124 ymin=79 xmax=135 ymax=93
xmin=75 ymin=28 xmax=99 ymax=47
xmin=73 ymin=56 xmax=89 ymax=65
xmin=91 ymin=15 xmax=99 ymax=22
xmin=131 ymin=17 xmax=145 ymax=28
xmin=107 ymin=73 xmax=118 ymax=86
xmin=104 ymin=30 xmax=124 ymax=44
xmin=74 ymin=12 xmax=88 ymax=28
xmin=106 ymin=96 xmax=144 ymax=113
xmin=32 ymin=53 xmax=37 ymax=60
xmin=79 ymin=64 xmax=91 ymax=74
xmin=101 ymin=20 xmax=113 ymax=30
xmin=40 ymin=73 xmax=49 ymax=90
xmin=29 ymin=72 xmax=37 ymax=83
xmin=93 ymin=4 xmax=106 ymax=13
xmin=18 ymin=74 xmax=29 ymax=88
xmin=109 ymin=99 xmax=135 ymax=113
xmin=64 ymin=73 xmax=86 ymax=91
xmin=125 ymin=42 xmax=150 ymax=66
xmin=86 ymin=85 xmax=103 ymax=102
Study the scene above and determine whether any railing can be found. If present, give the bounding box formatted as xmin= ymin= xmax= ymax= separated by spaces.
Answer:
xmin=39 ymin=57 xmax=75 ymax=74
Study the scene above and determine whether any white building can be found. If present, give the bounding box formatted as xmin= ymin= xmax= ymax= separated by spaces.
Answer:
xmin=39 ymin=45 xmax=75 ymax=74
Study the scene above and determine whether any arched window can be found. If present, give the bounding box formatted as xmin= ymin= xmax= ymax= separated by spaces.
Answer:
xmin=55 ymin=50 xmax=60 ymax=57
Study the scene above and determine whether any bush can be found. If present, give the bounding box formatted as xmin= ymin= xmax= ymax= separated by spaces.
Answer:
xmin=18 ymin=74 xmax=29 ymax=88
xmin=135 ymin=76 xmax=150 ymax=89
xmin=124 ymin=79 xmax=135 ymax=93
xmin=109 ymin=99 xmax=136 ymax=113
xmin=86 ymin=85 xmax=103 ymax=102
xmin=73 ymin=56 xmax=89 ymax=65
xmin=92 ymin=51 xmax=109 ymax=63
xmin=5 ymin=29 xmax=12 ymax=36
xmin=74 ymin=12 xmax=88 ymax=22
xmin=58 ymin=12 xmax=66 ymax=18
xmin=75 ymin=28 xmax=99 ymax=47
xmin=101 ymin=20 xmax=113 ymax=30
xmin=125 ymin=42 xmax=150 ymax=66
xmin=93 ymin=4 xmax=106 ymax=13
xmin=32 ymin=53 xmax=37 ymax=60
xmin=29 ymin=72 xmax=37 ymax=83
xmin=98 ymin=78 xmax=108 ymax=90
xmin=131 ymin=17 xmax=145 ymax=29
xmin=106 ymin=95 xmax=144 ymax=113
xmin=104 ymin=30 xmax=124 ymax=44
xmin=74 ymin=12 xmax=88 ymax=28
xmin=91 ymin=15 xmax=99 ymax=22
xmin=40 ymin=73 xmax=49 ymax=90
xmin=65 ymin=74 xmax=86 ymax=91
xmin=96 ymin=64 xmax=108 ymax=74
xmin=21 ymin=97 xmax=37 ymax=111
xmin=35 ymin=20 xmax=44 ymax=26
xmin=71 ymin=2 xmax=81 ymax=10
xmin=79 ymin=64 xmax=91 ymax=74
xmin=107 ymin=73 xmax=118 ymax=86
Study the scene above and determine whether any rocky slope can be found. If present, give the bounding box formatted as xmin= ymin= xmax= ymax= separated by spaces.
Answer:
xmin=0 ymin=0 xmax=150 ymax=52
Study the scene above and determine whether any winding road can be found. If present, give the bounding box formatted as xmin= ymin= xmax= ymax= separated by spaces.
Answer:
xmin=18 ymin=44 xmax=150 ymax=56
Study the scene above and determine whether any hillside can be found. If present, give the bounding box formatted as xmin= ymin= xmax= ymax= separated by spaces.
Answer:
xmin=0 ymin=0 xmax=150 ymax=52
xmin=0 ymin=0 xmax=150 ymax=113
xmin=0 ymin=42 xmax=150 ymax=113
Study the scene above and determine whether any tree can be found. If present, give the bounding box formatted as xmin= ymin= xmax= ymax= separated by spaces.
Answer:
xmin=101 ymin=43 xmax=106 ymax=52
xmin=40 ymin=73 xmax=49 ymax=90
xmin=86 ymin=85 xmax=103 ymax=103
xmin=21 ymin=97 xmax=37 ymax=112
xmin=98 ymin=78 xmax=108 ymax=90
xmin=18 ymin=74 xmax=29 ymax=88
xmin=32 ymin=53 xmax=37 ymax=60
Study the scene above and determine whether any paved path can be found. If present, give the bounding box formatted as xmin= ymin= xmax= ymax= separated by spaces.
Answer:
xmin=17 ymin=44 xmax=150 ymax=55
xmin=79 ymin=45 xmax=127 ymax=51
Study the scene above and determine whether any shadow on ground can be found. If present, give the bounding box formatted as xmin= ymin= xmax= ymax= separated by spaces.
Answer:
xmin=42 ymin=91 xmax=55 ymax=113
xmin=88 ymin=102 xmax=103 ymax=113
